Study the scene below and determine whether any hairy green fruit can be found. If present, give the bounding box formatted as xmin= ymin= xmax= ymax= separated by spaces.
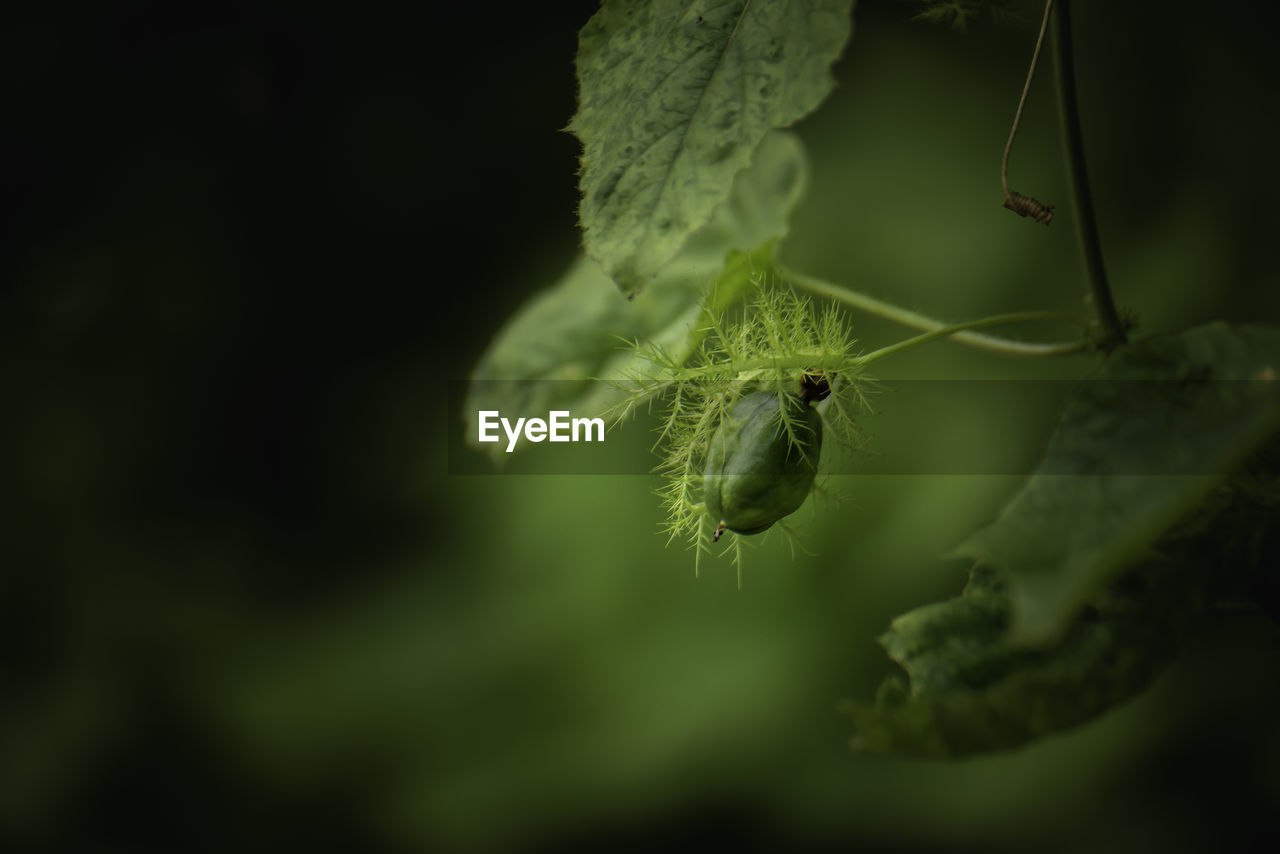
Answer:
xmin=703 ymin=390 xmax=823 ymax=538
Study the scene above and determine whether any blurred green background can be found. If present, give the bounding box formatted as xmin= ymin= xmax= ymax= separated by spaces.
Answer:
xmin=3 ymin=1 xmax=1278 ymax=850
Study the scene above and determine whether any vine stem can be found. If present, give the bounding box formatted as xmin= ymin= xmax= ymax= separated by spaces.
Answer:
xmin=1053 ymin=0 xmax=1126 ymax=349
xmin=629 ymin=305 xmax=1087 ymax=385
xmin=782 ymin=268 xmax=1091 ymax=358
xmin=854 ymin=311 xmax=1090 ymax=365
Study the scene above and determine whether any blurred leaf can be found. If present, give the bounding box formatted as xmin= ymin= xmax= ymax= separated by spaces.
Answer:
xmin=465 ymin=131 xmax=809 ymax=458
xmin=848 ymin=322 xmax=1280 ymax=757
xmin=847 ymin=559 xmax=1199 ymax=756
xmin=850 ymin=465 xmax=1278 ymax=756
xmin=570 ymin=0 xmax=852 ymax=295
xmin=955 ymin=322 xmax=1280 ymax=644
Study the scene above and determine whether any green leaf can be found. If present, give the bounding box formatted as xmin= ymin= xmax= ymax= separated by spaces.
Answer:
xmin=849 ymin=464 xmax=1278 ymax=757
xmin=847 ymin=556 xmax=1208 ymax=757
xmin=570 ymin=0 xmax=853 ymax=295
xmin=657 ymin=131 xmax=810 ymax=288
xmin=465 ymin=131 xmax=809 ymax=457
xmin=954 ymin=323 xmax=1280 ymax=644
xmin=848 ymin=322 xmax=1280 ymax=757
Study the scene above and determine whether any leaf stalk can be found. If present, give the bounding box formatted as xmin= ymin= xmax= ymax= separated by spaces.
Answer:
xmin=783 ymin=269 xmax=1091 ymax=358
xmin=855 ymin=311 xmax=1091 ymax=364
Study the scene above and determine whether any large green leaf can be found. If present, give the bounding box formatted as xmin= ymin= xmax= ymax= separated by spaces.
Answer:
xmin=465 ymin=131 xmax=808 ymax=458
xmin=847 ymin=561 xmax=1198 ymax=757
xmin=847 ymin=322 xmax=1280 ymax=757
xmin=570 ymin=0 xmax=853 ymax=295
xmin=956 ymin=323 xmax=1280 ymax=645
xmin=849 ymin=470 xmax=1276 ymax=756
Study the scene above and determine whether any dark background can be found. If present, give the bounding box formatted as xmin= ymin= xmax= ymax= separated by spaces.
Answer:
xmin=3 ymin=1 xmax=1278 ymax=851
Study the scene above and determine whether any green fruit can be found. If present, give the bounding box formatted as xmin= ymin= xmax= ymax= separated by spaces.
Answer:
xmin=703 ymin=389 xmax=822 ymax=537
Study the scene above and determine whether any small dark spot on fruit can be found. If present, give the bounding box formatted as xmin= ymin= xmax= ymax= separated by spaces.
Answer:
xmin=800 ymin=370 xmax=832 ymax=402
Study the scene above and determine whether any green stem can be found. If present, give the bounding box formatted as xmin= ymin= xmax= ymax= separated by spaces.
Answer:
xmin=1053 ymin=0 xmax=1126 ymax=349
xmin=855 ymin=311 xmax=1090 ymax=365
xmin=783 ymin=268 xmax=1092 ymax=358
xmin=629 ymin=307 xmax=1088 ymax=383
